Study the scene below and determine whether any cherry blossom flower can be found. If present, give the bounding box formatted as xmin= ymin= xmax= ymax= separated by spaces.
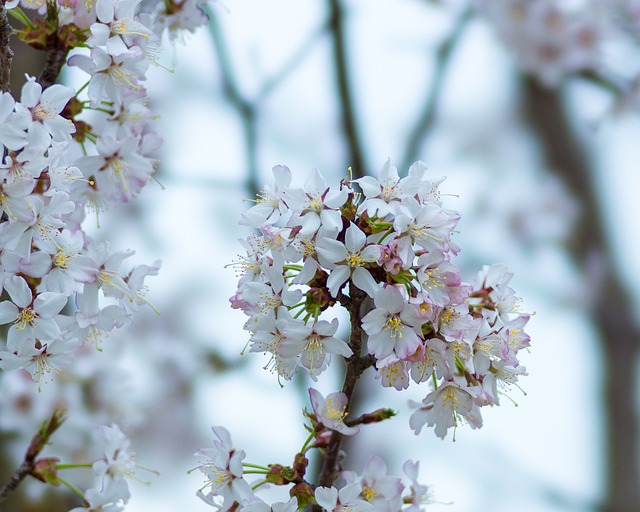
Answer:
xmin=362 ymin=286 xmax=423 ymax=361
xmin=193 ymin=426 xmax=253 ymax=511
xmin=409 ymin=382 xmax=483 ymax=439
xmin=308 ymin=388 xmax=359 ymax=436
xmin=278 ymin=318 xmax=352 ymax=379
xmin=315 ymin=483 xmax=375 ymax=512
xmin=315 ymin=223 xmax=380 ymax=297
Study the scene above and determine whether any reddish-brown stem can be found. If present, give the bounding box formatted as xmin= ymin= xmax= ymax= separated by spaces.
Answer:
xmin=317 ymin=286 xmax=375 ymax=488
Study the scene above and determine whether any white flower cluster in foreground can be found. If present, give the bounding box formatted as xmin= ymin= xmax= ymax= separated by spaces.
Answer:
xmin=193 ymin=426 xmax=431 ymax=512
xmin=231 ymin=161 xmax=530 ymax=439
xmin=0 ymin=0 xmax=210 ymax=384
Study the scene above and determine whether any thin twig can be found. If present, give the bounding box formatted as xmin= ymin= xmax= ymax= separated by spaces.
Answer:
xmin=258 ymin=21 xmax=329 ymax=101
xmin=0 ymin=408 xmax=66 ymax=504
xmin=328 ymin=0 xmax=367 ymax=179
xmin=400 ymin=7 xmax=471 ymax=171
xmin=0 ymin=0 xmax=14 ymax=93
xmin=207 ymin=9 xmax=260 ymax=199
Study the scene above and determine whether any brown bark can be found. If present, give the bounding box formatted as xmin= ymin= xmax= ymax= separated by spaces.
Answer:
xmin=522 ymin=78 xmax=640 ymax=512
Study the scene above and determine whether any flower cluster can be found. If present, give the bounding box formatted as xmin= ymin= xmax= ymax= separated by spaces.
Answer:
xmin=230 ymin=160 xmax=531 ymax=439
xmin=192 ymin=425 xmax=432 ymax=512
xmin=475 ymin=0 xmax=602 ymax=86
xmin=57 ymin=423 xmax=152 ymax=512
xmin=0 ymin=0 xmax=211 ymax=385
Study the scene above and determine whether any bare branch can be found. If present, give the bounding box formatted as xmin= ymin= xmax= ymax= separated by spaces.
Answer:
xmin=328 ymin=0 xmax=366 ymax=179
xmin=317 ymin=286 xmax=374 ymax=488
xmin=0 ymin=408 xmax=66 ymax=504
xmin=0 ymin=0 xmax=14 ymax=93
xmin=400 ymin=7 xmax=471 ymax=171
xmin=522 ymin=77 xmax=640 ymax=512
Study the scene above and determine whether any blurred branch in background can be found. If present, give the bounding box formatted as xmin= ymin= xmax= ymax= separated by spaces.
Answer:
xmin=206 ymin=6 xmax=329 ymax=197
xmin=401 ymin=5 xmax=471 ymax=170
xmin=523 ymin=77 xmax=640 ymax=512
xmin=327 ymin=0 xmax=366 ymax=179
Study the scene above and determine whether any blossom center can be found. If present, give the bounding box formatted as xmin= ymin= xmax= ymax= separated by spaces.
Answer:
xmin=383 ymin=315 xmax=403 ymax=338
xmin=15 ymin=308 xmax=37 ymax=330
xmin=345 ymin=250 xmax=365 ymax=268
xmin=325 ymin=397 xmax=348 ymax=423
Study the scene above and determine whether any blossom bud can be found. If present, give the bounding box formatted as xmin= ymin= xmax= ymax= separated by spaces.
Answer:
xmin=30 ymin=457 xmax=60 ymax=484
xmin=293 ymin=452 xmax=308 ymax=477
xmin=290 ymin=482 xmax=315 ymax=509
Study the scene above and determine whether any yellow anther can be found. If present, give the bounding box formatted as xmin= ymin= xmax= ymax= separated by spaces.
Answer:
xmin=15 ymin=308 xmax=37 ymax=330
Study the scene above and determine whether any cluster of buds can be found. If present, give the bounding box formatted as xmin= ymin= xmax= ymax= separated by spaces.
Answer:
xmin=0 ymin=0 xmax=211 ymax=384
xmin=230 ymin=160 xmax=531 ymax=439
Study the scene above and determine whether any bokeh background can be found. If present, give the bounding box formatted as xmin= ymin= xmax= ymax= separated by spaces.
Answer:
xmin=3 ymin=0 xmax=640 ymax=511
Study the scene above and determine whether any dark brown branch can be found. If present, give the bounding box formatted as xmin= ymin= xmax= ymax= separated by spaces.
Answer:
xmin=39 ymin=44 xmax=68 ymax=89
xmin=38 ymin=2 xmax=67 ymax=89
xmin=328 ymin=0 xmax=366 ymax=179
xmin=0 ymin=0 xmax=13 ymax=93
xmin=317 ymin=286 xmax=374 ymax=488
xmin=522 ymin=78 xmax=640 ymax=512
xmin=0 ymin=408 xmax=66 ymax=504
xmin=400 ymin=7 xmax=471 ymax=171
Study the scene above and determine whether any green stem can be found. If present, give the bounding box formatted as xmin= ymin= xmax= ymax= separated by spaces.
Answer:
xmin=8 ymin=7 xmax=34 ymax=29
xmin=242 ymin=463 xmax=270 ymax=471
xmin=55 ymin=477 xmax=85 ymax=500
xmin=300 ymin=431 xmax=315 ymax=453
xmin=55 ymin=463 xmax=93 ymax=470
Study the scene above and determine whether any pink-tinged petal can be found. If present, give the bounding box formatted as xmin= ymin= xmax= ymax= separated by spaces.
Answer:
xmin=344 ymin=223 xmax=365 ymax=252
xmin=323 ymin=187 xmax=348 ymax=209
xmin=367 ymin=332 xmax=392 ymax=360
xmin=21 ymin=251 xmax=51 ymax=277
xmin=338 ymin=483 xmax=363 ymax=504
xmin=361 ymin=309 xmax=387 ymax=336
xmin=395 ymin=330 xmax=421 ymax=360
xmin=212 ymin=426 xmax=233 ymax=451
xmin=7 ymin=326 xmax=31 ymax=352
xmin=351 ymin=267 xmax=379 ymax=298
xmin=0 ymin=302 xmax=18 ymax=324
xmin=326 ymin=265 xmax=350 ymax=297
xmin=304 ymin=168 xmax=326 ymax=194
xmin=316 ymin=238 xmax=346 ymax=265
xmin=361 ymin=244 xmax=381 ymax=262
xmin=0 ymin=92 xmax=14 ymax=118
xmin=34 ymin=317 xmax=61 ymax=341
xmin=356 ymin=176 xmax=381 ymax=198
xmin=106 ymin=36 xmax=129 ymax=57
xmin=322 ymin=337 xmax=352 ymax=358
xmin=308 ymin=387 xmax=324 ymax=412
xmin=362 ymin=455 xmax=387 ymax=480
xmin=228 ymin=449 xmax=246 ymax=477
xmin=314 ymin=486 xmax=338 ymax=511
xmin=89 ymin=22 xmax=110 ymax=45
xmin=319 ymin=209 xmax=342 ymax=233
xmin=375 ymin=286 xmax=403 ymax=314
xmin=20 ymin=76 xmax=41 ymax=108
xmin=34 ymin=292 xmax=67 ymax=317
xmin=41 ymin=84 xmax=74 ymax=112
xmin=272 ymin=164 xmax=291 ymax=186
xmin=96 ymin=0 xmax=116 ymax=23
xmin=277 ymin=338 xmax=305 ymax=358
xmin=314 ymin=318 xmax=338 ymax=337
xmin=67 ymin=54 xmax=94 ymax=73
xmin=5 ymin=276 xmax=32 ymax=308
